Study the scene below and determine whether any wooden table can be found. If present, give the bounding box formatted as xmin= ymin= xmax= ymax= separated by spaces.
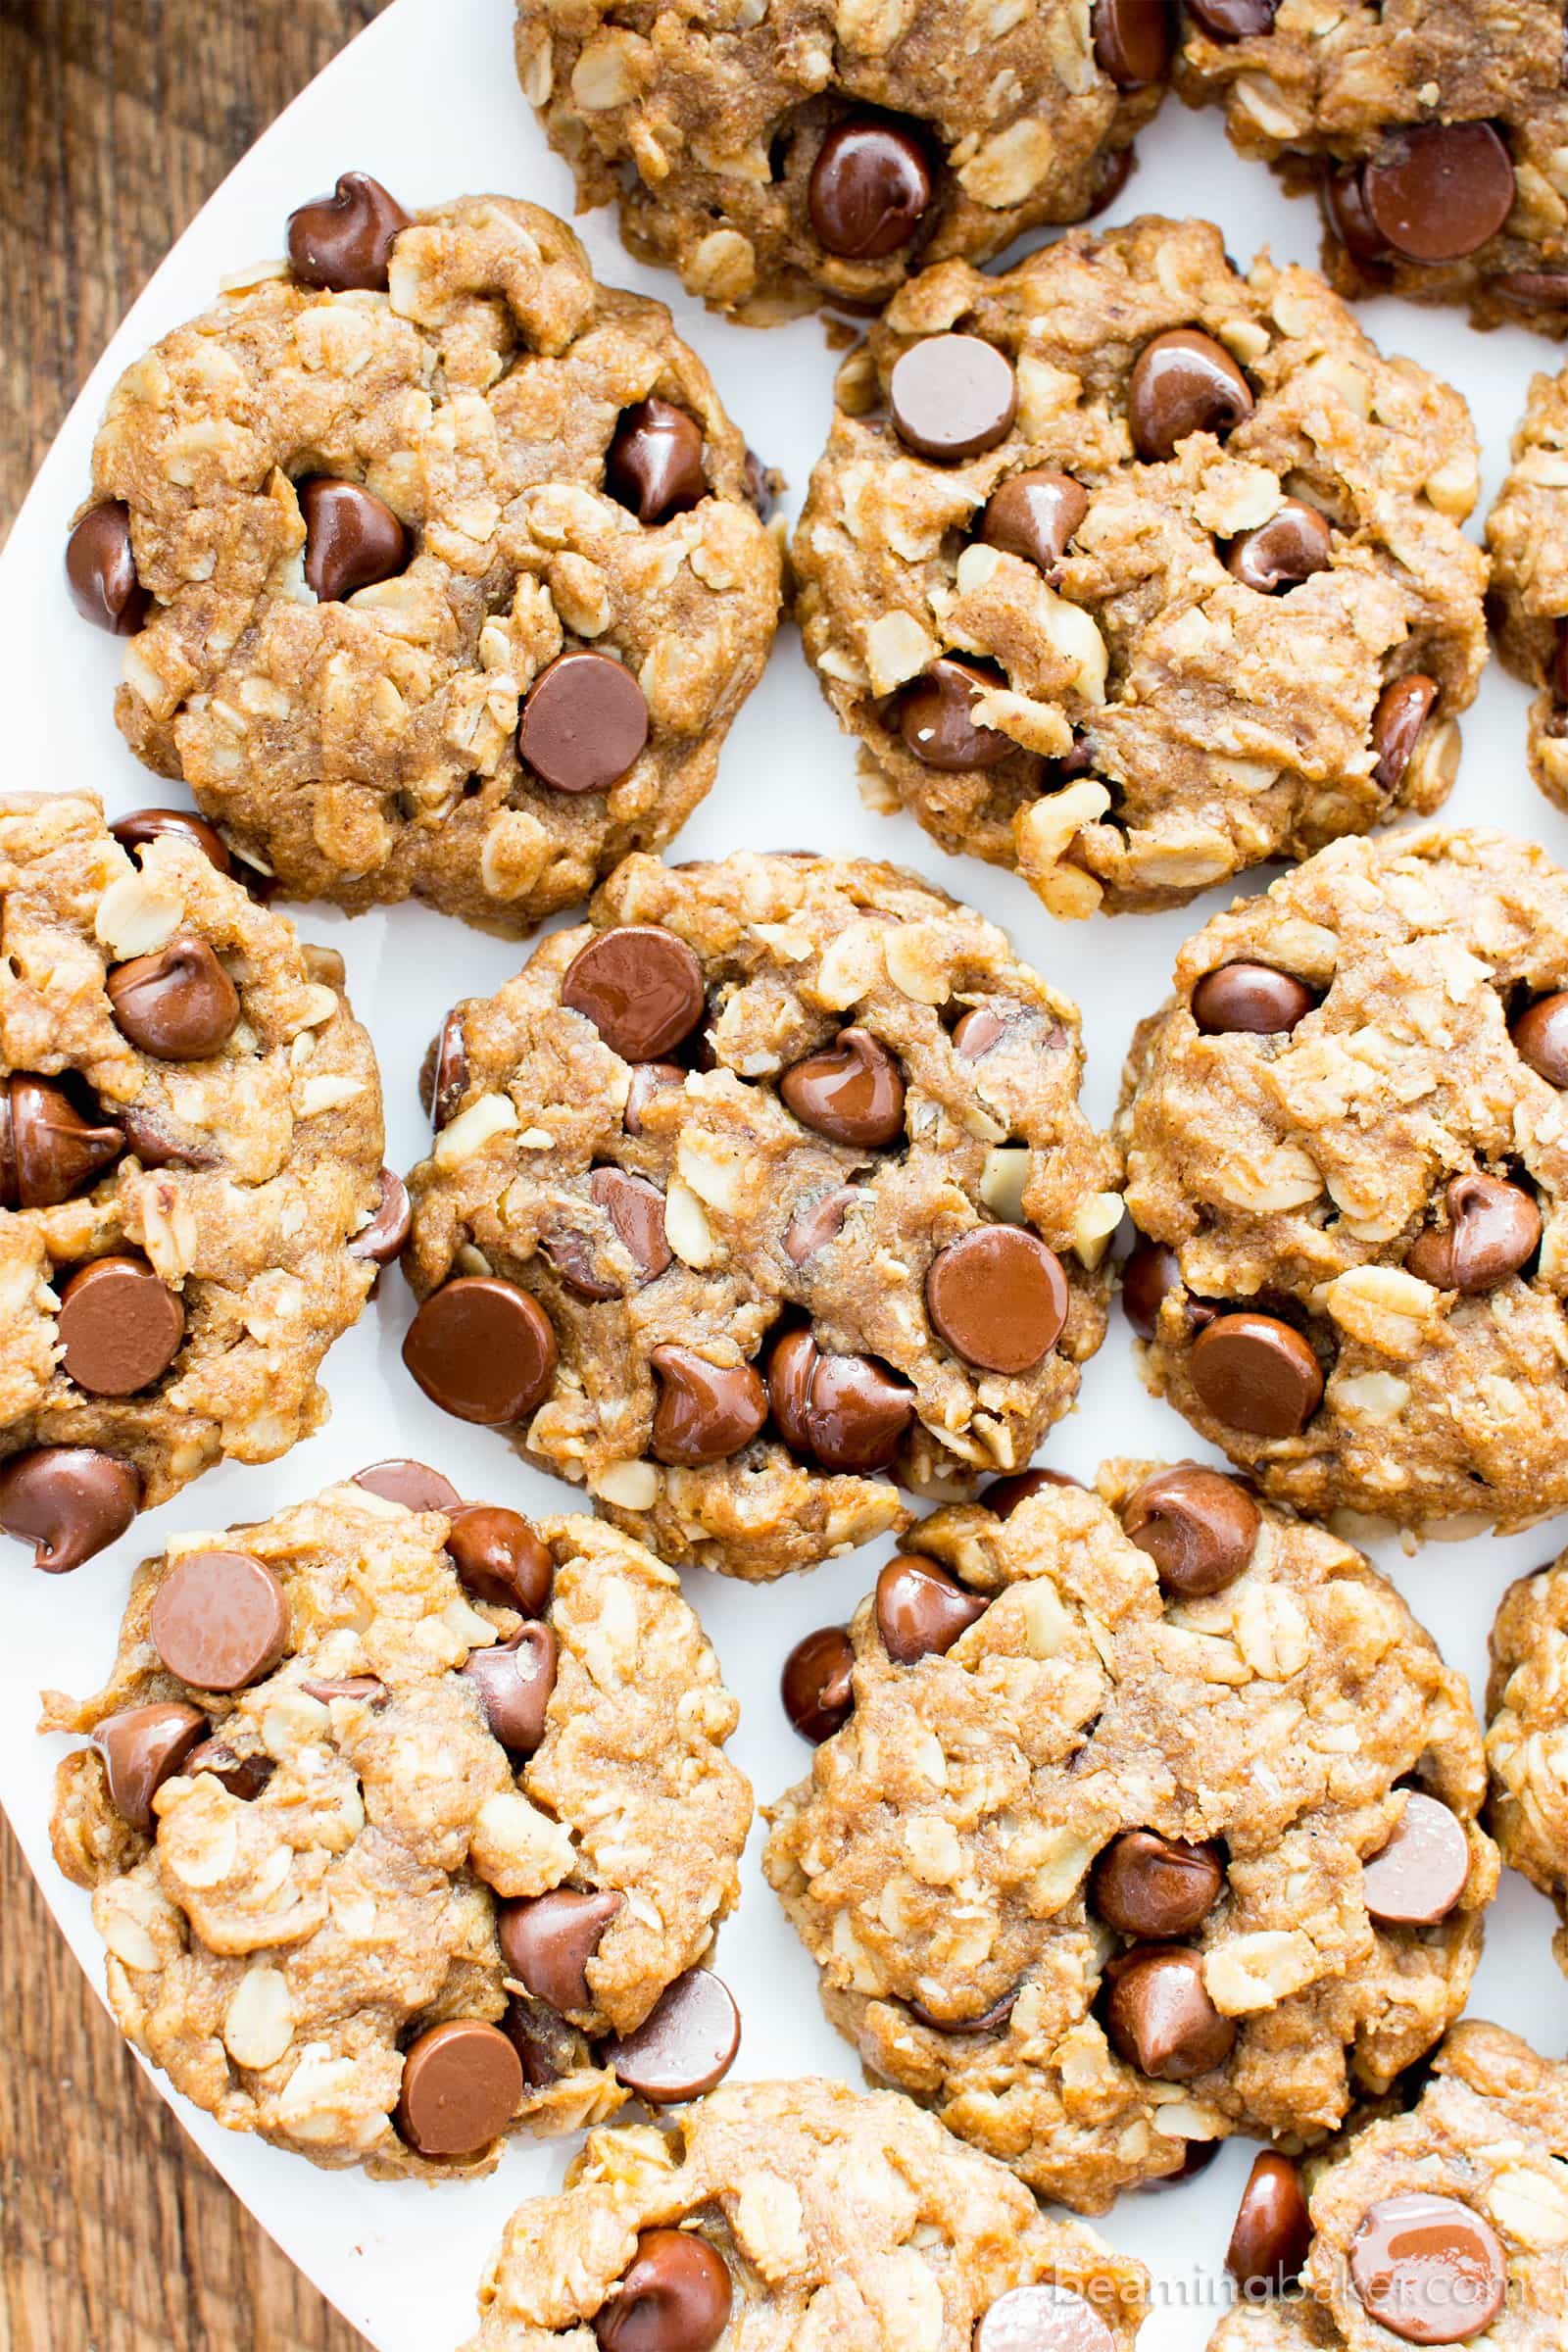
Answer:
xmin=1 ymin=11 xmax=393 ymax=2345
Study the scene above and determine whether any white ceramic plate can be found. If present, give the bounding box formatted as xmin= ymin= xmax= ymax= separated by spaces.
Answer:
xmin=6 ymin=3 xmax=1568 ymax=2343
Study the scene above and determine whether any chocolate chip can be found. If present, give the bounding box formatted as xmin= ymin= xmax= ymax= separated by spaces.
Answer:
xmin=1404 ymin=1174 xmax=1540 ymax=1294
xmin=890 ymin=334 xmax=1018 ymax=464
xmin=1122 ymin=1464 xmax=1260 ymax=1597
xmin=766 ymin=1327 xmax=915 ymax=1472
xmin=107 ymin=936 xmax=240 ymax=1061
xmin=519 ymin=652 xmax=650 ymax=796
xmin=1127 ymin=328 xmax=1253 ymax=463
xmin=563 ymin=927 xmax=706 ymax=1062
xmin=603 ymin=1968 xmax=741 ymax=2104
xmin=780 ymin=1025 xmax=905 ymax=1146
xmin=1094 ymin=0 xmax=1174 ymax=86
xmin=1192 ymin=962 xmax=1315 ymax=1036
xmin=1121 ymin=1238 xmax=1181 ymax=1340
xmin=299 ymin=477 xmax=409 ymax=602
xmin=1191 ymin=1312 xmax=1324 ymax=1439
xmin=57 ymin=1256 xmax=184 ymax=1396
xmin=1143 ymin=2139 xmax=1221 ymax=2191
xmin=979 ymin=469 xmax=1090 ymax=582
xmin=983 ymin=1466 xmax=1082 ymax=1514
xmin=464 ymin=1623 xmax=558 ymax=1754
xmin=1362 ymin=1792 xmax=1471 ymax=1927
xmin=974 ymin=2283 xmax=1116 ymax=2352
xmin=66 ymin=502 xmax=148 ymax=635
xmin=116 ymin=1103 xmax=219 ymax=1171
xmin=93 ymin=1701 xmax=209 ymax=1835
xmin=112 ymin=808 xmax=231 ymax=874
xmin=1225 ymin=499 xmax=1332 ymax=593
xmin=299 ymin=1675 xmax=387 ymax=1707
xmin=594 ymin=2230 xmax=732 ymax=2352
xmin=1324 ymin=164 xmax=1390 ymax=264
xmin=1554 ymin=620 xmax=1568 ymax=706
xmin=592 ymin=1167 xmax=671 ymax=1283
xmin=952 ymin=1005 xmax=1008 ymax=1059
xmin=781 ymin=1624 xmax=856 ymax=1740
xmin=395 ymin=2018 xmax=523 ymax=2161
xmin=906 ymin=1987 xmax=1018 ymax=2035
xmin=926 ymin=1227 xmax=1069 ymax=1373
xmin=1085 ymin=143 xmax=1136 ymax=219
xmin=403 ymin=1278 xmax=559 ymax=1425
xmin=1226 ymin=2152 xmax=1313 ymax=2295
xmin=1372 ymin=674 xmax=1439 ymax=793
xmin=875 ymin=1555 xmax=988 ymax=1662
xmin=1492 ymin=269 xmax=1568 ymax=312
xmin=444 ymin=1505 xmax=552 ymax=1612
xmin=606 ymin=399 xmax=708 ymax=524
xmin=624 ymin=1061 xmax=685 ymax=1135
xmin=649 ymin=1347 xmax=767 ymax=1466
xmin=0 ymin=1446 xmax=140 ymax=1573
xmin=1185 ymin=0 xmax=1277 ymax=33
xmin=1513 ymin=992 xmax=1568 ymax=1088
xmin=1092 ymin=1831 xmax=1225 ymax=1938
xmin=149 ymin=1549 xmax=290 ymax=1692
xmin=353 ymin=1459 xmax=463 ymax=1512
xmin=0 ymin=1076 xmax=122 ymax=1208
xmin=899 ymin=658 xmax=1014 ymax=770
xmin=498 ymin=1886 xmax=623 ymax=2013
xmin=744 ymin=449 xmax=773 ymax=517
xmin=1362 ymin=122 xmax=1516 ymax=265
xmin=1348 ymin=2193 xmax=1506 ymax=2345
xmin=349 ymin=1168 xmax=413 ymax=1267
xmin=783 ymin=1185 xmax=858 ymax=1264
xmin=286 ymin=171 xmax=413 ymax=291
xmin=808 ymin=118 xmax=932 ymax=260
xmin=1102 ymin=1944 xmax=1237 ymax=2080
xmin=425 ymin=1009 xmax=468 ymax=1130
xmin=182 ymin=1737 xmax=273 ymax=1800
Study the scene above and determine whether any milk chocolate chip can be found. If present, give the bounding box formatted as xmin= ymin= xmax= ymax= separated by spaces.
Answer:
xmin=899 ymin=658 xmax=1014 ymax=770
xmin=348 ymin=1168 xmax=413 ymax=1266
xmin=603 ymin=1968 xmax=741 ymax=2104
xmin=1362 ymin=1792 xmax=1470 ymax=1927
xmin=1372 ymin=674 xmax=1439 ymax=793
xmin=1190 ymin=1312 xmax=1324 ymax=1439
xmin=890 ymin=334 xmax=1018 ymax=463
xmin=402 ymin=1277 xmax=558 ymax=1425
xmin=498 ymin=1886 xmax=622 ymax=2014
xmin=93 ymin=1701 xmax=209 ymax=1835
xmin=1362 ymin=122 xmax=1516 ymax=265
xmin=66 ymin=501 xmax=149 ymax=635
xmin=463 ymin=1624 xmax=557 ymax=1754
xmin=593 ymin=2230 xmax=732 ymax=2352
xmin=0 ymin=1076 xmax=122 ymax=1208
xmin=445 ymin=1505 xmax=552 ymax=1613
xmin=107 ymin=936 xmax=240 ymax=1061
xmin=975 ymin=2283 xmax=1116 ymax=2352
xmin=1348 ymin=2193 xmax=1506 ymax=2344
xmin=395 ymin=2019 xmax=523 ymax=2160
xmin=1513 ymin=992 xmax=1568 ymax=1089
xmin=766 ymin=1327 xmax=914 ymax=1472
xmin=149 ymin=1550 xmax=290 ymax=1692
xmin=562 ymin=927 xmax=705 ymax=1061
xmin=780 ymin=1027 xmax=905 ymax=1146
xmin=875 ymin=1555 xmax=987 ymax=1662
xmin=57 ymin=1256 xmax=184 ymax=1396
xmin=1122 ymin=1464 xmax=1259 ymax=1596
xmin=1127 ymin=329 xmax=1253 ymax=462
xmin=979 ymin=469 xmax=1089 ymax=581
xmin=926 ymin=1227 xmax=1068 ymax=1373
xmin=0 ymin=1446 xmax=140 ymax=1572
xmin=1226 ymin=2152 xmax=1312 ymax=2295
xmin=1092 ymin=1831 xmax=1225 ymax=1939
xmin=112 ymin=807 xmax=232 ymax=874
xmin=519 ymin=653 xmax=650 ymax=796
xmin=781 ymin=1624 xmax=856 ymax=1740
xmin=1404 ymin=1174 xmax=1540 ymax=1294
xmin=1192 ymin=963 xmax=1314 ymax=1035
xmin=353 ymin=1459 xmax=462 ymax=1512
xmin=1121 ymin=1238 xmax=1181 ymax=1340
xmin=1102 ymin=1944 xmax=1236 ymax=2080
xmin=649 ymin=1347 xmax=767 ymax=1465
xmin=1225 ymin=500 xmax=1332 ymax=593
xmin=1095 ymin=0 xmax=1174 ymax=87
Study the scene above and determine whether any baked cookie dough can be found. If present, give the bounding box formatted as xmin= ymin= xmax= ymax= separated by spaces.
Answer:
xmin=1207 ymin=2023 xmax=1568 ymax=2350
xmin=764 ymin=1461 xmax=1494 ymax=2214
xmin=1176 ymin=2 xmax=1568 ymax=340
xmin=792 ymin=217 xmax=1485 ymax=917
xmin=0 ymin=793 xmax=389 ymax=1575
xmin=1118 ymin=827 xmax=1568 ymax=1534
xmin=1487 ymin=1549 xmax=1568 ymax=1984
xmin=513 ymin=0 xmax=1171 ymax=325
xmin=66 ymin=178 xmax=779 ymax=930
xmin=461 ymin=2075 xmax=1149 ymax=2352
xmin=45 ymin=1474 xmax=751 ymax=2176
xmin=401 ymin=849 xmax=1120 ymax=1582
xmin=1485 ymin=367 xmax=1568 ymax=812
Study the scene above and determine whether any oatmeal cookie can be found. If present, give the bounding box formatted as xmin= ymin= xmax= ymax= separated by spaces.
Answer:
xmin=0 ymin=793 xmax=388 ymax=1575
xmin=66 ymin=179 xmax=779 ymax=931
xmin=513 ymin=0 xmax=1171 ymax=325
xmin=1118 ymin=826 xmax=1568 ymax=1533
xmin=764 ymin=1461 xmax=1494 ymax=2215
xmin=1207 ymin=2023 xmax=1568 ymax=2350
xmin=1486 ymin=368 xmax=1568 ymax=812
xmin=44 ymin=1474 xmax=751 ymax=2177
xmin=401 ymin=849 xmax=1120 ymax=1583
xmin=792 ymin=217 xmax=1485 ymax=917
xmin=1175 ymin=2 xmax=1568 ymax=340
xmin=461 ymin=2075 xmax=1148 ymax=2352
xmin=1487 ymin=1550 xmax=1568 ymax=1982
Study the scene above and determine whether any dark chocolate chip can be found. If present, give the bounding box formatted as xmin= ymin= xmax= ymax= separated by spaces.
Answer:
xmin=606 ymin=400 xmax=707 ymax=525
xmin=562 ymin=927 xmax=706 ymax=1061
xmin=66 ymin=502 xmax=149 ymax=635
xmin=1122 ymin=1464 xmax=1260 ymax=1597
xmin=57 ymin=1256 xmax=184 ymax=1396
xmin=1192 ymin=963 xmax=1315 ymax=1035
xmin=593 ymin=2230 xmax=732 ymax=2352
xmin=0 ymin=1076 xmax=122 ymax=1208
xmin=1371 ymin=674 xmax=1439 ymax=793
xmin=899 ymin=658 xmax=1014 ymax=770
xmin=1095 ymin=0 xmax=1175 ymax=87
xmin=403 ymin=1277 xmax=559 ymax=1426
xmin=1091 ymin=1831 xmax=1225 ymax=1938
xmin=299 ymin=476 xmax=409 ymax=602
xmin=1190 ymin=1313 xmax=1324 ymax=1440
xmin=1225 ymin=500 xmax=1332 ymax=593
xmin=781 ymin=1624 xmax=856 ymax=1740
xmin=979 ymin=469 xmax=1089 ymax=582
xmin=649 ymin=1347 xmax=767 ymax=1466
xmin=444 ymin=1505 xmax=553 ymax=1612
xmin=1226 ymin=2152 xmax=1313 ymax=2295
xmin=1185 ymin=0 xmax=1277 ymax=34
xmin=780 ymin=1026 xmax=905 ymax=1146
xmin=112 ymin=808 xmax=231 ymax=874
xmin=498 ymin=1886 xmax=622 ymax=2014
xmin=1127 ymin=329 xmax=1253 ymax=463
xmin=107 ymin=936 xmax=240 ymax=1061
xmin=808 ymin=118 xmax=932 ymax=260
xmin=602 ymin=1968 xmax=741 ymax=2104
xmin=286 ymin=172 xmax=413 ymax=292
xmin=93 ymin=1701 xmax=209 ymax=1835
xmin=519 ymin=652 xmax=650 ymax=796
xmin=464 ymin=1623 xmax=558 ymax=1754
xmin=765 ymin=1326 xmax=914 ymax=1472
xmin=350 ymin=1168 xmax=413 ymax=1266
xmin=1121 ymin=1238 xmax=1181 ymax=1340
xmin=0 ymin=1446 xmax=140 ymax=1573
xmin=875 ymin=1555 xmax=988 ymax=1663
xmin=926 ymin=1227 xmax=1068 ymax=1373
xmin=1362 ymin=122 xmax=1516 ymax=265
xmin=1102 ymin=1943 xmax=1237 ymax=2080
xmin=983 ymin=1466 xmax=1082 ymax=1515
xmin=1404 ymin=1174 xmax=1540 ymax=1295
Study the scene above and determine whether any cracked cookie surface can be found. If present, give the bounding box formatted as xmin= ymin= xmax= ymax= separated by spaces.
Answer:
xmin=792 ymin=215 xmax=1485 ymax=916
xmin=1486 ymin=367 xmax=1568 ymax=816
xmin=1119 ymin=827 xmax=1568 ymax=1534
xmin=764 ymin=1462 xmax=1494 ymax=2214
xmin=45 ymin=1478 xmax=750 ymax=2176
xmin=513 ymin=0 xmax=1169 ymax=324
xmin=1487 ymin=1552 xmax=1568 ymax=1984
xmin=402 ymin=849 xmax=1119 ymax=1583
xmin=0 ymin=793 xmax=385 ymax=1570
xmin=1208 ymin=2024 xmax=1568 ymax=2351
xmin=461 ymin=2075 xmax=1149 ymax=2350
xmin=72 ymin=192 xmax=779 ymax=930
xmin=1176 ymin=2 xmax=1568 ymax=339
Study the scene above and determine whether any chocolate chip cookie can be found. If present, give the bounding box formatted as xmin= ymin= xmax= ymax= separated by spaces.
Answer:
xmin=1175 ymin=3 xmax=1568 ymax=339
xmin=512 ymin=0 xmax=1171 ymax=325
xmin=401 ymin=849 xmax=1120 ymax=1583
xmin=1119 ymin=826 xmax=1568 ymax=1534
xmin=764 ymin=1462 xmax=1494 ymax=2214
xmin=44 ymin=1474 xmax=750 ymax=2176
xmin=792 ymin=216 xmax=1486 ymax=916
xmin=1207 ymin=2023 xmax=1568 ymax=2351
xmin=461 ymin=2075 xmax=1149 ymax=2352
xmin=1487 ymin=1551 xmax=1568 ymax=1984
xmin=67 ymin=179 xmax=779 ymax=930
xmin=0 ymin=793 xmax=389 ymax=1575
xmin=1486 ymin=367 xmax=1568 ymax=815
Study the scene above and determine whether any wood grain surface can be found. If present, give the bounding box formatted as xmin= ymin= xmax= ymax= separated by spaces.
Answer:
xmin=1 ymin=11 xmax=393 ymax=2346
